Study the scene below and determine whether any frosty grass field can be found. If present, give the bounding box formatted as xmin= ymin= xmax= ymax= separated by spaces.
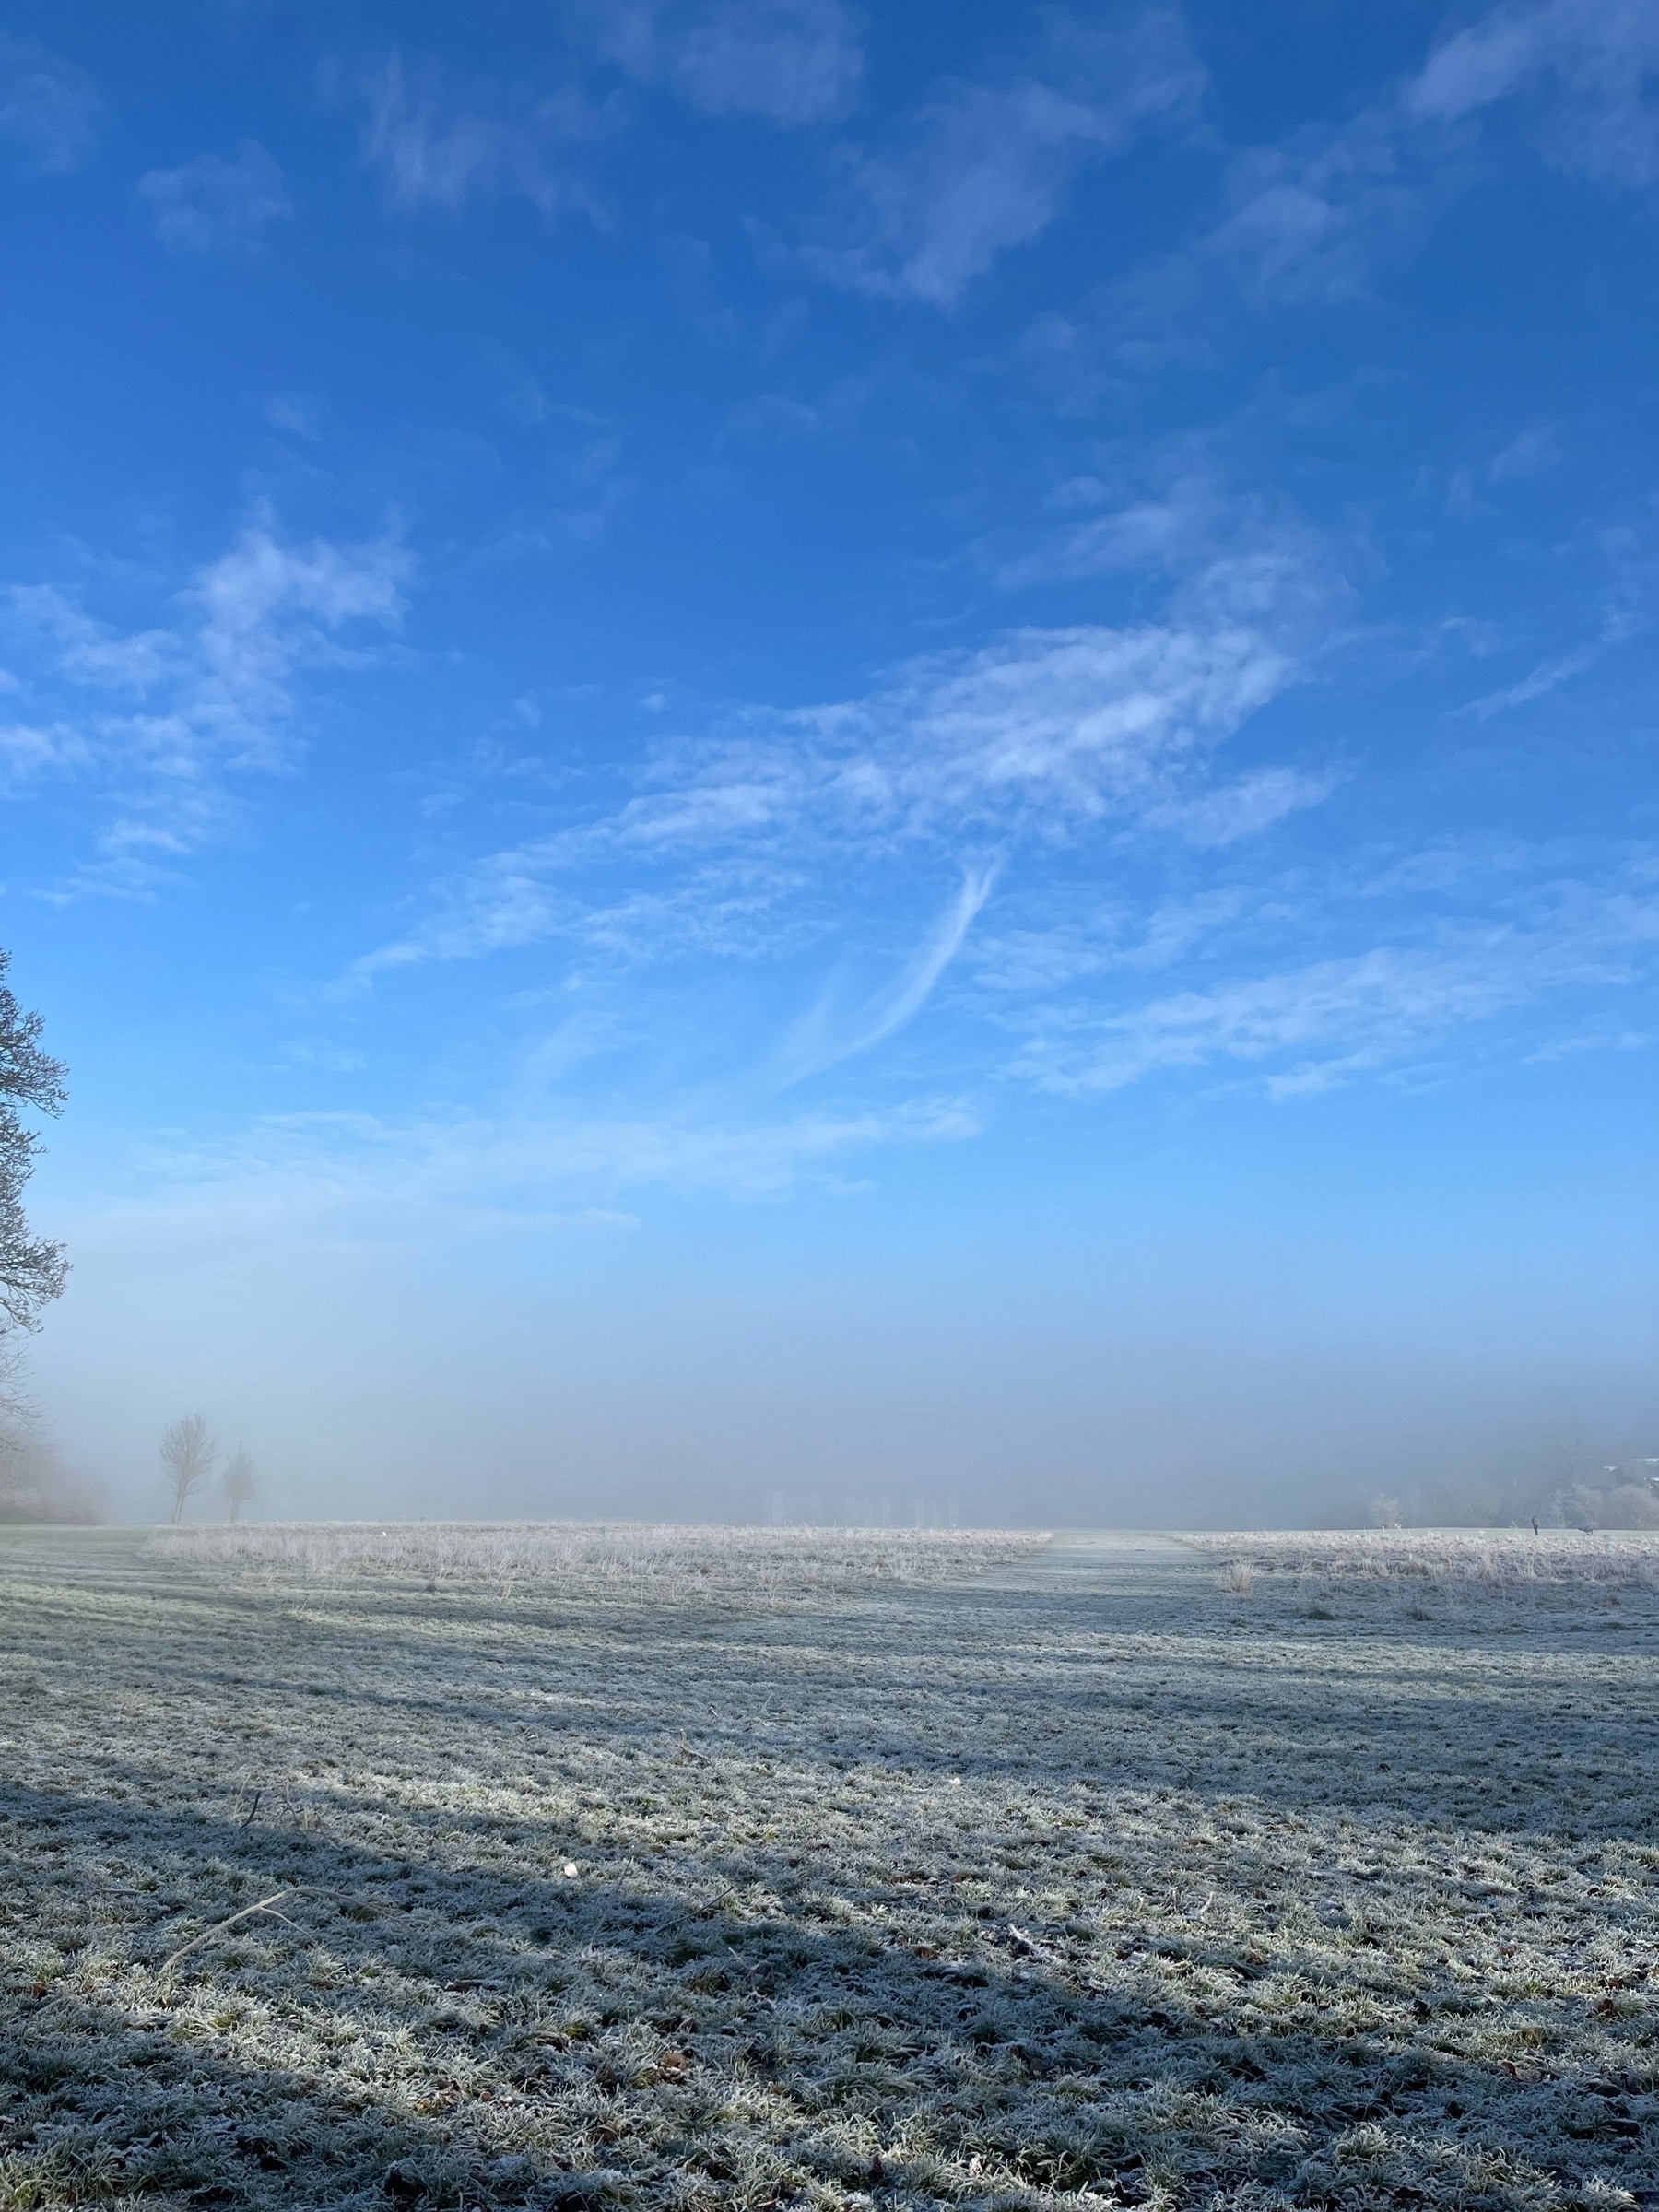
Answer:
xmin=2 ymin=1524 xmax=1656 ymax=2212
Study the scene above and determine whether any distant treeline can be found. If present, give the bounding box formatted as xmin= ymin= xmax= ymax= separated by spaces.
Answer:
xmin=1334 ymin=1452 xmax=1659 ymax=1532
xmin=0 ymin=1434 xmax=102 ymax=1525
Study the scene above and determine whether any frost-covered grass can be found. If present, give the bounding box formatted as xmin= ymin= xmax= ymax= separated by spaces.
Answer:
xmin=144 ymin=1522 xmax=1050 ymax=1597
xmin=1182 ymin=1527 xmax=1659 ymax=1588
xmin=2 ymin=1524 xmax=1656 ymax=2212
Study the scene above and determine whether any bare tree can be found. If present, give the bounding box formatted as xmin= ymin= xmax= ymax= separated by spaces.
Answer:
xmin=223 ymin=1443 xmax=257 ymax=1524
xmin=0 ymin=950 xmax=67 ymax=1385
xmin=160 ymin=1415 xmax=218 ymax=1524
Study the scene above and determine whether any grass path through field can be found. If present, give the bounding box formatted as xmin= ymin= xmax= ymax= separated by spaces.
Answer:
xmin=969 ymin=1532 xmax=1201 ymax=1591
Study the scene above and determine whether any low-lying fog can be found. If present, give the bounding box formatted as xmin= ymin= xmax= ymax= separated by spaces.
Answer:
xmin=18 ymin=1168 xmax=1659 ymax=1531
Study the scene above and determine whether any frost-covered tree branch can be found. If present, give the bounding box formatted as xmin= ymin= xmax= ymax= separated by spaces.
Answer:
xmin=0 ymin=948 xmax=67 ymax=1355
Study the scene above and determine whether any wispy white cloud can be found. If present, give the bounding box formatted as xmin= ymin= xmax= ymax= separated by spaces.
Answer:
xmin=1147 ymin=763 xmax=1335 ymax=846
xmin=1450 ymin=517 xmax=1653 ymax=719
xmin=1207 ymin=0 xmax=1659 ymax=311
xmin=326 ymin=452 xmax=1368 ymax=1141
xmin=1488 ymin=421 xmax=1563 ymax=481
xmin=356 ymin=12 xmax=856 ymax=228
xmin=346 ymin=830 xmax=1659 ymax=1153
xmin=800 ymin=7 xmax=1202 ymax=306
xmin=69 ymin=1091 xmax=982 ymax=1254
xmin=1206 ymin=108 xmax=1427 ymax=309
xmin=0 ymin=718 xmax=85 ymax=791
xmin=580 ymin=0 xmax=863 ymax=126
xmin=359 ymin=50 xmax=610 ymax=218
xmin=775 ymin=865 xmax=995 ymax=1083
xmin=353 ymin=605 xmax=1310 ymax=988
xmin=1459 ymin=642 xmax=1602 ymax=720
xmin=1014 ymin=871 xmax=1659 ymax=1098
xmin=4 ymin=517 xmax=409 ymax=890
xmin=1000 ymin=459 xmax=1352 ymax=652
xmin=0 ymin=34 xmax=99 ymax=174
xmin=352 ymin=830 xmax=818 ymax=983
xmin=136 ymin=142 xmax=293 ymax=254
xmin=265 ymin=392 xmax=326 ymax=441
xmin=838 ymin=619 xmax=1296 ymax=830
xmin=1409 ymin=0 xmax=1659 ymax=188
xmin=969 ymin=886 xmax=1253 ymax=996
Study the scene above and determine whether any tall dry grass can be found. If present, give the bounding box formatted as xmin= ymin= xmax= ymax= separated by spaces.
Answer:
xmin=145 ymin=1519 xmax=1051 ymax=1596
xmin=1181 ymin=1526 xmax=1659 ymax=1587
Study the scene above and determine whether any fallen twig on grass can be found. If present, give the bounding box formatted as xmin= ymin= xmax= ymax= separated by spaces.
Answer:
xmin=230 ymin=1767 xmax=334 ymax=1839
xmin=159 ymin=1888 xmax=310 ymax=1978
xmin=1006 ymin=1923 xmax=1065 ymax=1966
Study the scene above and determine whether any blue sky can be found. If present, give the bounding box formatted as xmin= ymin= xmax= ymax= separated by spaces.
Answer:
xmin=5 ymin=0 xmax=1658 ymax=1520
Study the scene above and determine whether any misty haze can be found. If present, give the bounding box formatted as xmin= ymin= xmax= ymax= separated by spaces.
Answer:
xmin=3 ymin=2 xmax=1658 ymax=2208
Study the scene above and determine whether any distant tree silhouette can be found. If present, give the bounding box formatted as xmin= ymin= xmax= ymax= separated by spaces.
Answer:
xmin=160 ymin=1415 xmax=218 ymax=1524
xmin=223 ymin=1443 xmax=258 ymax=1524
